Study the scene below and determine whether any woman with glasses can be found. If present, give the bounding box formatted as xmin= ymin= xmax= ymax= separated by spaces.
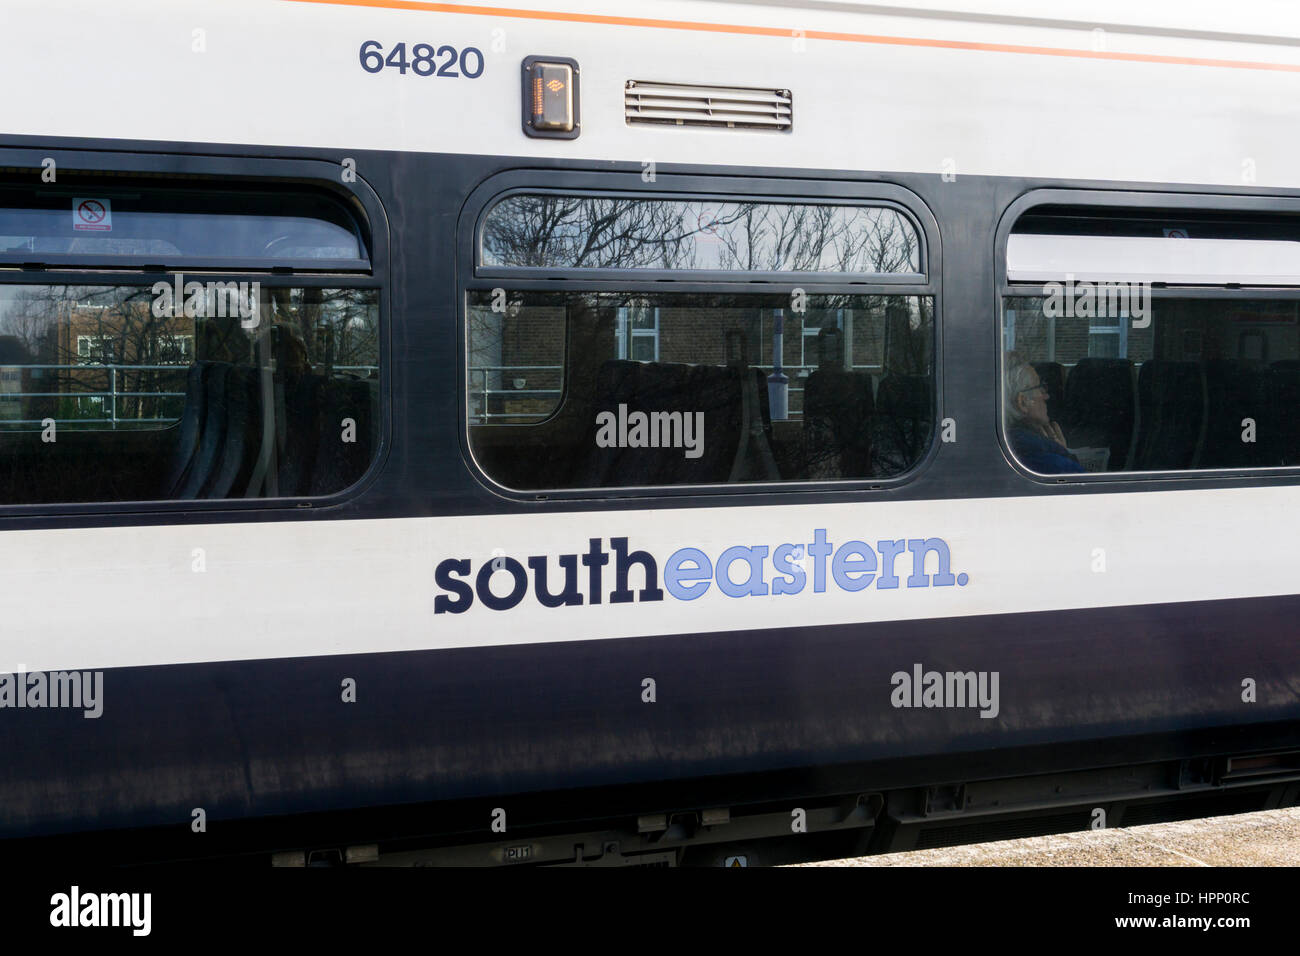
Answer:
xmin=1004 ymin=360 xmax=1085 ymax=474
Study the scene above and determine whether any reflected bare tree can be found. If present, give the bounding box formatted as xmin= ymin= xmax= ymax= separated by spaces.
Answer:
xmin=483 ymin=196 xmax=920 ymax=274
xmin=484 ymin=196 xmax=706 ymax=270
xmin=712 ymin=204 xmax=918 ymax=274
xmin=0 ymin=285 xmax=184 ymax=424
xmin=266 ymin=288 xmax=378 ymax=375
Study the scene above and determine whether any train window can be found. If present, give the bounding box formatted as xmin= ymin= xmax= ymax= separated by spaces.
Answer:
xmin=1003 ymin=205 xmax=1300 ymax=474
xmin=0 ymin=185 xmax=368 ymax=270
xmin=480 ymin=195 xmax=923 ymax=276
xmin=467 ymin=290 xmax=934 ymax=489
xmin=0 ymin=177 xmax=379 ymax=506
xmin=0 ymin=284 xmax=378 ymax=503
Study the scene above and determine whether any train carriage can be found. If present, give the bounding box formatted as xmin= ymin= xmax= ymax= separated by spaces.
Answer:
xmin=0 ymin=0 xmax=1298 ymax=865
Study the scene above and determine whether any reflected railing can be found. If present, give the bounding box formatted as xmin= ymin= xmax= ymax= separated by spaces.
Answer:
xmin=468 ymin=362 xmax=885 ymax=424
xmin=0 ymin=362 xmax=379 ymax=429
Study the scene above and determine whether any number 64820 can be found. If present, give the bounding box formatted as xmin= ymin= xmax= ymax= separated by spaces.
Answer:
xmin=358 ymin=40 xmax=485 ymax=79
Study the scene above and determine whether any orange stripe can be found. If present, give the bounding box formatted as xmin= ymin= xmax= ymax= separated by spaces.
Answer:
xmin=284 ymin=0 xmax=1300 ymax=73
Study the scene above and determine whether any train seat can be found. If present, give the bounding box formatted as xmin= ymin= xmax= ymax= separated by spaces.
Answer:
xmin=161 ymin=362 xmax=211 ymax=497
xmin=1202 ymin=360 xmax=1272 ymax=468
xmin=174 ymin=362 xmax=232 ymax=499
xmin=1061 ymin=358 xmax=1135 ymax=470
xmin=1269 ymin=360 xmax=1300 ymax=466
xmin=307 ymin=376 xmax=377 ymax=496
xmin=871 ymin=374 xmax=931 ymax=476
xmin=1132 ymin=360 xmax=1204 ymax=471
xmin=570 ymin=359 xmax=773 ymax=487
xmin=803 ymin=366 xmax=873 ymax=479
xmin=160 ymin=358 xmax=375 ymax=500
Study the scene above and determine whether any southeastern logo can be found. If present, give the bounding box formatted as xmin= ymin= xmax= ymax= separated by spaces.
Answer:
xmin=434 ymin=531 xmax=968 ymax=614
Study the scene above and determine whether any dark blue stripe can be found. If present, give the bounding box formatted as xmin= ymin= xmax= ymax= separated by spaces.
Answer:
xmin=2 ymin=592 xmax=1296 ymax=842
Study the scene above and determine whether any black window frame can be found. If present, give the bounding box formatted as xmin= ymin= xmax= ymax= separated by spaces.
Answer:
xmin=458 ymin=169 xmax=942 ymax=501
xmin=997 ymin=187 xmax=1300 ymax=485
xmin=0 ymin=148 xmax=389 ymax=517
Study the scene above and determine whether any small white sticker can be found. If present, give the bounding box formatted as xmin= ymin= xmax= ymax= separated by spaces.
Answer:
xmin=73 ymin=198 xmax=112 ymax=232
xmin=724 ymin=855 xmax=748 ymax=867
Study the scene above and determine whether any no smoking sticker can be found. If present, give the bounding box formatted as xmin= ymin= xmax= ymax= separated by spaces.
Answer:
xmin=73 ymin=198 xmax=112 ymax=232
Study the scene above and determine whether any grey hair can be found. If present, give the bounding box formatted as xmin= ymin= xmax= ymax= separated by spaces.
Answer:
xmin=1004 ymin=361 xmax=1039 ymax=429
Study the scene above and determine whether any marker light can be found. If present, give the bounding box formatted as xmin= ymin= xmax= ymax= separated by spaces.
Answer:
xmin=522 ymin=56 xmax=580 ymax=139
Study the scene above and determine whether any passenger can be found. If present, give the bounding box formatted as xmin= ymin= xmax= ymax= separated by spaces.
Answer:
xmin=1004 ymin=360 xmax=1085 ymax=473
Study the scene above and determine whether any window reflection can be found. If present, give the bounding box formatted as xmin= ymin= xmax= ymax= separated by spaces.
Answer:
xmin=482 ymin=196 xmax=921 ymax=275
xmin=0 ymin=284 xmax=379 ymax=503
xmin=467 ymin=291 xmax=934 ymax=488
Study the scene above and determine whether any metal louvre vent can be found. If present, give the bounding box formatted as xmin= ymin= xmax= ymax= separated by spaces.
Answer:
xmin=624 ymin=81 xmax=792 ymax=131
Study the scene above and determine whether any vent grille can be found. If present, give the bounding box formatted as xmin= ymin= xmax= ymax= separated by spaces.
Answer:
xmin=625 ymin=81 xmax=792 ymax=131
